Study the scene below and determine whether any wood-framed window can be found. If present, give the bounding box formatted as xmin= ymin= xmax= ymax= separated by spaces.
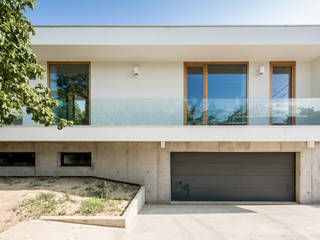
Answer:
xmin=184 ymin=62 xmax=249 ymax=125
xmin=269 ymin=61 xmax=296 ymax=125
xmin=47 ymin=62 xmax=91 ymax=125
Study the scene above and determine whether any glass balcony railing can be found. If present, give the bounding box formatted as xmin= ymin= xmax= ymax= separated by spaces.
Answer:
xmin=10 ymin=98 xmax=320 ymax=126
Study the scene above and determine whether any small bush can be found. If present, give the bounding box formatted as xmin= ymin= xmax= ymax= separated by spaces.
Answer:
xmin=79 ymin=198 xmax=105 ymax=215
xmin=95 ymin=181 xmax=110 ymax=200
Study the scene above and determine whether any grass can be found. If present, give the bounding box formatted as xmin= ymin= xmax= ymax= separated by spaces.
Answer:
xmin=0 ymin=177 xmax=139 ymax=233
xmin=18 ymin=192 xmax=79 ymax=218
xmin=84 ymin=181 xmax=111 ymax=200
xmin=13 ymin=178 xmax=137 ymax=219
xmin=0 ymin=177 xmax=139 ymax=234
xmin=78 ymin=198 xmax=106 ymax=215
xmin=22 ymin=192 xmax=58 ymax=218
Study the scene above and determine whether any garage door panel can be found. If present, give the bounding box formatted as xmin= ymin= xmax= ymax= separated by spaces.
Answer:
xmin=172 ymin=163 xmax=294 ymax=176
xmin=172 ymin=175 xmax=294 ymax=186
xmin=173 ymin=187 xmax=294 ymax=201
xmin=172 ymin=152 xmax=293 ymax=163
xmin=171 ymin=152 xmax=295 ymax=201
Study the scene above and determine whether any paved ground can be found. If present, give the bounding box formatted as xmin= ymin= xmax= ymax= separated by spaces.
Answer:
xmin=1 ymin=204 xmax=320 ymax=240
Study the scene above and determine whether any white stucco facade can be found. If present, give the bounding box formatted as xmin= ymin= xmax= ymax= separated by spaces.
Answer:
xmin=2 ymin=25 xmax=320 ymax=140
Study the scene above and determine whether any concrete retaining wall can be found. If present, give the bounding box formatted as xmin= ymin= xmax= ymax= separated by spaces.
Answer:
xmin=0 ymin=141 xmax=320 ymax=204
xmin=41 ymin=186 xmax=145 ymax=228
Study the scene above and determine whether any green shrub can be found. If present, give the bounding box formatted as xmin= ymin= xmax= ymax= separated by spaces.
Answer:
xmin=95 ymin=181 xmax=110 ymax=200
xmin=79 ymin=198 xmax=105 ymax=215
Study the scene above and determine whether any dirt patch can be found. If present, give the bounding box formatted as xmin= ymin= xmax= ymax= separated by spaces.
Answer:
xmin=0 ymin=177 xmax=139 ymax=233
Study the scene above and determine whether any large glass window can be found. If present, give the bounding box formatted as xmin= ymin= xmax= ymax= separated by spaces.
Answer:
xmin=271 ymin=62 xmax=295 ymax=125
xmin=207 ymin=64 xmax=247 ymax=125
xmin=49 ymin=63 xmax=90 ymax=125
xmin=185 ymin=63 xmax=248 ymax=125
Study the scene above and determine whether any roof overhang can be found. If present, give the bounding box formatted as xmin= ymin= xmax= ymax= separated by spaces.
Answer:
xmin=31 ymin=26 xmax=320 ymax=62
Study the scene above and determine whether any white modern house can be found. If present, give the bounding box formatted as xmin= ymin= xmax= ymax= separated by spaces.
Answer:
xmin=1 ymin=25 xmax=320 ymax=204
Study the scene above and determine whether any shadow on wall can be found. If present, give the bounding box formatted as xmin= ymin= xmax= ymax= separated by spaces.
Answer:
xmin=139 ymin=204 xmax=256 ymax=215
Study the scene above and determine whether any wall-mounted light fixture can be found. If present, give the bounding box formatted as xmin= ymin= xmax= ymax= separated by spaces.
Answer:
xmin=259 ymin=66 xmax=265 ymax=75
xmin=133 ymin=66 xmax=139 ymax=75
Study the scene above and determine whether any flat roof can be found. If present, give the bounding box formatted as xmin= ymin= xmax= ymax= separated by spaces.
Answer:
xmin=34 ymin=25 xmax=320 ymax=28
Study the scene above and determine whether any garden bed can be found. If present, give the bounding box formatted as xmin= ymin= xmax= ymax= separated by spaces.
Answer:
xmin=0 ymin=177 xmax=139 ymax=232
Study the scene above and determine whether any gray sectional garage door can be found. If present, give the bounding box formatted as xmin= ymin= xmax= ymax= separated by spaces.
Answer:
xmin=171 ymin=152 xmax=295 ymax=201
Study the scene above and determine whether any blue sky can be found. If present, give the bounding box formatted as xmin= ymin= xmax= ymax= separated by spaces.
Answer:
xmin=25 ymin=0 xmax=320 ymax=25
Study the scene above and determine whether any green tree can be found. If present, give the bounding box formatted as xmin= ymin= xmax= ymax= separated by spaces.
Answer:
xmin=0 ymin=0 xmax=72 ymax=129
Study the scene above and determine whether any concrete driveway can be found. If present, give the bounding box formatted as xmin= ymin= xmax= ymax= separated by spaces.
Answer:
xmin=1 ymin=204 xmax=320 ymax=240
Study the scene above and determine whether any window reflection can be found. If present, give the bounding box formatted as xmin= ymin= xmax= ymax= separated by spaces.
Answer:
xmin=186 ymin=64 xmax=247 ymax=125
xmin=272 ymin=66 xmax=293 ymax=125
xmin=207 ymin=64 xmax=247 ymax=125
xmin=186 ymin=67 xmax=203 ymax=125
xmin=49 ymin=64 xmax=90 ymax=125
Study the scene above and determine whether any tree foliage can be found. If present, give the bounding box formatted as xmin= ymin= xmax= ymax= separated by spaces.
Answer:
xmin=0 ymin=0 xmax=72 ymax=129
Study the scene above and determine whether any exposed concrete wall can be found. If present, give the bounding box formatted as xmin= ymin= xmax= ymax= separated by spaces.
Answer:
xmin=95 ymin=142 xmax=160 ymax=202
xmin=35 ymin=142 xmax=97 ymax=177
xmin=311 ymin=144 xmax=320 ymax=203
xmin=0 ymin=141 xmax=320 ymax=204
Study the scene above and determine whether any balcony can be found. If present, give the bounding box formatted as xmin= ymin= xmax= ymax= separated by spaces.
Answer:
xmin=11 ymin=98 xmax=320 ymax=126
xmin=2 ymin=98 xmax=320 ymax=142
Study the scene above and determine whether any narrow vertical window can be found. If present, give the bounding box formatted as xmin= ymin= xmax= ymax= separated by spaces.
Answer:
xmin=186 ymin=66 xmax=204 ymax=125
xmin=49 ymin=63 xmax=90 ymax=125
xmin=270 ymin=62 xmax=295 ymax=125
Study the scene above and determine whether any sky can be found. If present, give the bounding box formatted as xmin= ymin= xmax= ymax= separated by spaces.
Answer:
xmin=25 ymin=0 xmax=320 ymax=26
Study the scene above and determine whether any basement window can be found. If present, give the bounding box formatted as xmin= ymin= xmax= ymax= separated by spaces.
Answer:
xmin=0 ymin=153 xmax=35 ymax=166
xmin=60 ymin=152 xmax=91 ymax=167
